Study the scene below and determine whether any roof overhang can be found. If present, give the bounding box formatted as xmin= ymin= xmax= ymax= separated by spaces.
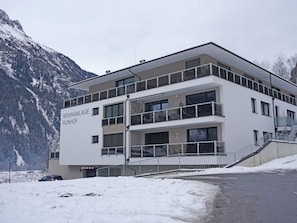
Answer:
xmin=70 ymin=42 xmax=297 ymax=95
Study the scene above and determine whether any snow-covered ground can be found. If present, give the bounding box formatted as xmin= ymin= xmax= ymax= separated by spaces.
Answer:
xmin=0 ymin=176 xmax=218 ymax=223
xmin=0 ymin=154 xmax=296 ymax=223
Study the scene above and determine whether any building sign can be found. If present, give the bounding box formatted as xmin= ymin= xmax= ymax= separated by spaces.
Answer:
xmin=62 ymin=109 xmax=90 ymax=125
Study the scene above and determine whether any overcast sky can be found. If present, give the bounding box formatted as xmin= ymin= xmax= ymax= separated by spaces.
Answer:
xmin=1 ymin=0 xmax=297 ymax=75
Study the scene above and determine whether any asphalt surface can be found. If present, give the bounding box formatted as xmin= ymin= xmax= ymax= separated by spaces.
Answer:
xmin=180 ymin=169 xmax=297 ymax=223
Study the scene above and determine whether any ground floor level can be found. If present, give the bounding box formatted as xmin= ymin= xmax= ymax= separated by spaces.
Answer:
xmin=49 ymin=140 xmax=297 ymax=179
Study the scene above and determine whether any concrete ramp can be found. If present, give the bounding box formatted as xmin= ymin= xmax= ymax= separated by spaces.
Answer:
xmin=235 ymin=141 xmax=297 ymax=167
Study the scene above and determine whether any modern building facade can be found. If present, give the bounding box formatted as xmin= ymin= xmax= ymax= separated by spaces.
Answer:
xmin=49 ymin=42 xmax=297 ymax=178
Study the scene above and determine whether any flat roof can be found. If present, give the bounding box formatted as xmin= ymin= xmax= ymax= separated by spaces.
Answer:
xmin=70 ymin=42 xmax=297 ymax=95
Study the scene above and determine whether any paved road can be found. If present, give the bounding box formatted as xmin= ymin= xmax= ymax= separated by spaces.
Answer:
xmin=180 ymin=169 xmax=297 ymax=223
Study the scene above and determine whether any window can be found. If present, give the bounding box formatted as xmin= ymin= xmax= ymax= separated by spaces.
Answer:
xmin=145 ymin=132 xmax=169 ymax=145
xmin=187 ymin=127 xmax=217 ymax=154
xmin=145 ymin=100 xmax=168 ymax=112
xmin=103 ymin=133 xmax=123 ymax=147
xmin=244 ymin=73 xmax=254 ymax=80
xmin=186 ymin=91 xmax=216 ymax=105
xmin=186 ymin=58 xmax=200 ymax=69
xmin=144 ymin=132 xmax=169 ymax=157
xmin=261 ymin=101 xmax=270 ymax=116
xmin=105 ymin=103 xmax=123 ymax=118
xmin=287 ymin=110 xmax=295 ymax=120
xmin=263 ymin=131 xmax=272 ymax=143
xmin=116 ymin=77 xmax=134 ymax=87
xmin=251 ymin=98 xmax=257 ymax=113
xmin=217 ymin=62 xmax=231 ymax=70
xmin=92 ymin=107 xmax=99 ymax=116
xmin=253 ymin=130 xmax=259 ymax=145
xmin=92 ymin=135 xmax=99 ymax=144
xmin=184 ymin=58 xmax=200 ymax=80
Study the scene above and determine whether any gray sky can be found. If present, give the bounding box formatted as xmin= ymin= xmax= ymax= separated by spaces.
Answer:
xmin=1 ymin=0 xmax=297 ymax=75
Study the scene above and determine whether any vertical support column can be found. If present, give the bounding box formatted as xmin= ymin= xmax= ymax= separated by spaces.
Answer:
xmin=124 ymin=96 xmax=131 ymax=164
xmin=209 ymin=63 xmax=213 ymax=76
xmin=212 ymin=102 xmax=215 ymax=115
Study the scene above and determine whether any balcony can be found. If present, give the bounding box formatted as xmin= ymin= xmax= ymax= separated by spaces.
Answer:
xmin=101 ymin=146 xmax=124 ymax=156
xmin=64 ymin=63 xmax=297 ymax=108
xmin=64 ymin=64 xmax=211 ymax=108
xmin=131 ymin=101 xmax=222 ymax=125
xmin=131 ymin=141 xmax=224 ymax=158
xmin=102 ymin=116 xmax=124 ymax=126
xmin=275 ymin=117 xmax=297 ymax=127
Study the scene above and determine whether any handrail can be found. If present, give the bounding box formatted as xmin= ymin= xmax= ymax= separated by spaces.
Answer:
xmin=130 ymin=101 xmax=222 ymax=125
xmin=130 ymin=140 xmax=224 ymax=158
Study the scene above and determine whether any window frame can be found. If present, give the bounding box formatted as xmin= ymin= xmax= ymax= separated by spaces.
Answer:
xmin=92 ymin=107 xmax=99 ymax=116
xmin=251 ymin=98 xmax=257 ymax=113
xmin=261 ymin=101 xmax=270 ymax=116
xmin=103 ymin=133 xmax=123 ymax=147
xmin=92 ymin=135 xmax=99 ymax=144
xmin=104 ymin=103 xmax=123 ymax=118
xmin=116 ymin=77 xmax=135 ymax=87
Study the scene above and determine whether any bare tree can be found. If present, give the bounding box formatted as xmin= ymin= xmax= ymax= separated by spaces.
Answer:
xmin=272 ymin=54 xmax=290 ymax=80
xmin=288 ymin=54 xmax=297 ymax=84
xmin=253 ymin=60 xmax=271 ymax=71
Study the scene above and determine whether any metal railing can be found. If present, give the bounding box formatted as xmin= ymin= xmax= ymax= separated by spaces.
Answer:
xmin=101 ymin=146 xmax=124 ymax=156
xmin=102 ymin=115 xmax=124 ymax=126
xmin=64 ymin=64 xmax=211 ymax=108
xmin=130 ymin=141 xmax=224 ymax=158
xmin=64 ymin=63 xmax=297 ymax=108
xmin=131 ymin=102 xmax=222 ymax=125
xmin=86 ymin=132 xmax=297 ymax=176
xmin=276 ymin=117 xmax=297 ymax=127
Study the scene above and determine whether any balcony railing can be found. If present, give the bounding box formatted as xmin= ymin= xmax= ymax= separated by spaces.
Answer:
xmin=131 ymin=141 xmax=224 ymax=158
xmin=131 ymin=101 xmax=222 ymax=125
xmin=64 ymin=63 xmax=297 ymax=108
xmin=102 ymin=116 xmax=124 ymax=126
xmin=275 ymin=117 xmax=297 ymax=127
xmin=101 ymin=146 xmax=124 ymax=156
xmin=64 ymin=64 xmax=211 ymax=108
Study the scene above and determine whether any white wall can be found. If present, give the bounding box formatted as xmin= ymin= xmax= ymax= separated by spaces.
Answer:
xmin=219 ymin=77 xmax=275 ymax=153
xmin=59 ymin=96 xmax=126 ymax=165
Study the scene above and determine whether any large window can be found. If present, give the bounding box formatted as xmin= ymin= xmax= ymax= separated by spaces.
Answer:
xmin=116 ymin=77 xmax=134 ymax=87
xmin=187 ymin=127 xmax=217 ymax=154
xmin=145 ymin=100 xmax=168 ymax=112
xmin=144 ymin=100 xmax=168 ymax=123
xmin=184 ymin=91 xmax=216 ymax=118
xmin=261 ymin=101 xmax=270 ymax=116
xmin=144 ymin=132 xmax=169 ymax=157
xmin=184 ymin=58 xmax=200 ymax=80
xmin=105 ymin=103 xmax=123 ymax=118
xmin=145 ymin=132 xmax=169 ymax=145
xmin=186 ymin=91 xmax=216 ymax=105
xmin=103 ymin=133 xmax=123 ymax=147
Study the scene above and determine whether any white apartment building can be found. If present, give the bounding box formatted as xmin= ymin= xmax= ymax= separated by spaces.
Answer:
xmin=49 ymin=42 xmax=297 ymax=179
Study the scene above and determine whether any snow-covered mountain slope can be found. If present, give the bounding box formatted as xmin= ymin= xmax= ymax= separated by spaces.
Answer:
xmin=0 ymin=9 xmax=96 ymax=170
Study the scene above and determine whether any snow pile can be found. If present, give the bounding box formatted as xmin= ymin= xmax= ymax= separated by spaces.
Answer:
xmin=0 ymin=177 xmax=218 ymax=223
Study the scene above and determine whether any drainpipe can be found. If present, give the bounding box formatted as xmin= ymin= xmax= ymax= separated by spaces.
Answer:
xmin=270 ymin=73 xmax=276 ymax=137
xmin=123 ymin=94 xmax=130 ymax=165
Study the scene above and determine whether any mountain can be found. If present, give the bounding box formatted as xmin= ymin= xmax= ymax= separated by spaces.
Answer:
xmin=0 ymin=9 xmax=96 ymax=170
